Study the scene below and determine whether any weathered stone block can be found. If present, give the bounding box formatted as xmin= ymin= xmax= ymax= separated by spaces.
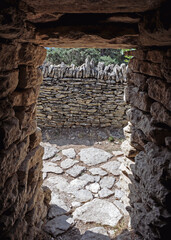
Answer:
xmin=127 ymin=72 xmax=147 ymax=91
xmin=0 ymin=117 xmax=21 ymax=149
xmin=14 ymin=103 xmax=36 ymax=129
xmin=150 ymin=102 xmax=171 ymax=127
xmin=0 ymin=136 xmax=29 ymax=188
xmin=0 ymin=98 xmax=15 ymax=120
xmin=140 ymin=61 xmax=162 ymax=78
xmin=10 ymin=86 xmax=40 ymax=107
xmin=125 ymin=86 xmax=152 ymax=112
xmin=19 ymin=43 xmax=46 ymax=66
xmin=0 ymin=43 xmax=20 ymax=71
xmin=147 ymin=78 xmax=171 ymax=111
xmin=18 ymin=66 xmax=43 ymax=88
xmin=146 ymin=50 xmax=164 ymax=63
xmin=121 ymin=140 xmax=139 ymax=158
xmin=0 ymin=174 xmax=18 ymax=215
xmin=29 ymin=127 xmax=42 ymax=150
xmin=127 ymin=107 xmax=171 ymax=145
xmin=0 ymin=70 xmax=19 ymax=99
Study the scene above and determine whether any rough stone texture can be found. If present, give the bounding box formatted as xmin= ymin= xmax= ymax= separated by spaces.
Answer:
xmin=73 ymin=199 xmax=123 ymax=227
xmin=43 ymin=215 xmax=74 ymax=237
xmin=66 ymin=165 xmax=86 ymax=177
xmin=101 ymin=161 xmax=121 ymax=176
xmin=0 ymin=2 xmax=171 ymax=240
xmin=37 ymin=61 xmax=129 ymax=128
xmin=42 ymin=162 xmax=63 ymax=174
xmin=79 ymin=147 xmax=112 ymax=166
xmin=62 ymin=148 xmax=76 ymax=159
xmin=81 ymin=227 xmax=110 ymax=240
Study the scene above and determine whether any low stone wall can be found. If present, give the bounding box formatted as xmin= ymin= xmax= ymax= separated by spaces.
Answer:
xmin=37 ymin=59 xmax=129 ymax=128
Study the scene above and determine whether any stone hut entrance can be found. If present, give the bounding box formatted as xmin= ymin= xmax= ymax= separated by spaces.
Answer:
xmin=0 ymin=1 xmax=170 ymax=240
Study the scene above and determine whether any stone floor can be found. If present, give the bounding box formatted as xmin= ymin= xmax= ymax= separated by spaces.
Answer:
xmin=41 ymin=127 xmax=138 ymax=240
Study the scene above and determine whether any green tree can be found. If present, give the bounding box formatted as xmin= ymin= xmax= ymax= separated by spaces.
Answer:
xmin=45 ymin=48 xmax=134 ymax=66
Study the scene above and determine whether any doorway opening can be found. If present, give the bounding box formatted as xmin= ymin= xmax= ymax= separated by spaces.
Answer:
xmin=37 ymin=48 xmax=136 ymax=239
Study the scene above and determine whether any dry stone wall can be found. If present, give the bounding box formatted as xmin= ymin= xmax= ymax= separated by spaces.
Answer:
xmin=0 ymin=43 xmax=51 ymax=240
xmin=37 ymin=59 xmax=129 ymax=128
xmin=120 ymin=48 xmax=171 ymax=240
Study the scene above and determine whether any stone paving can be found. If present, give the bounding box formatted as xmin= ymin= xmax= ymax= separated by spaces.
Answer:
xmin=42 ymin=142 xmax=130 ymax=239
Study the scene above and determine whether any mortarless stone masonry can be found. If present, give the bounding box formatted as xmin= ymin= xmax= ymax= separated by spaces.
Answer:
xmin=37 ymin=59 xmax=129 ymax=128
xmin=0 ymin=1 xmax=171 ymax=239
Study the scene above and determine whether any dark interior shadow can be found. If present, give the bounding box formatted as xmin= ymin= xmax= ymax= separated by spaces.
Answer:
xmin=42 ymin=203 xmax=141 ymax=240
xmin=40 ymin=126 xmax=125 ymax=146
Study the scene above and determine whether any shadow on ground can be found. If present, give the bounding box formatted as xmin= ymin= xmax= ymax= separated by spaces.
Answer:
xmin=41 ymin=126 xmax=125 ymax=146
xmin=42 ymin=204 xmax=141 ymax=240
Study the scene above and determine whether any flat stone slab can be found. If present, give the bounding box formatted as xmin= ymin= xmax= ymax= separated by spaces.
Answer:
xmin=51 ymin=156 xmax=62 ymax=162
xmin=112 ymin=150 xmax=123 ymax=157
xmin=79 ymin=147 xmax=112 ymax=166
xmin=41 ymin=142 xmax=59 ymax=160
xmin=81 ymin=227 xmax=110 ymax=240
xmin=78 ymin=174 xmax=100 ymax=184
xmin=100 ymin=176 xmax=115 ymax=189
xmin=101 ymin=161 xmax=121 ymax=176
xmin=62 ymin=148 xmax=76 ymax=159
xmin=74 ymin=189 xmax=93 ymax=203
xmin=66 ymin=165 xmax=86 ymax=177
xmin=99 ymin=188 xmax=114 ymax=198
xmin=44 ymin=175 xmax=69 ymax=192
xmin=61 ymin=158 xmax=79 ymax=169
xmin=89 ymin=167 xmax=107 ymax=176
xmin=73 ymin=199 xmax=123 ymax=227
xmin=44 ymin=215 xmax=74 ymax=237
xmin=86 ymin=183 xmax=100 ymax=193
xmin=42 ymin=162 xmax=63 ymax=174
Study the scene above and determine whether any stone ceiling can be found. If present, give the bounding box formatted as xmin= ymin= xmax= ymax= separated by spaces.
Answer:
xmin=0 ymin=0 xmax=170 ymax=48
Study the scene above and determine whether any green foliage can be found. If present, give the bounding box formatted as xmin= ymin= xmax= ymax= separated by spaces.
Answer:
xmin=108 ymin=136 xmax=114 ymax=142
xmin=45 ymin=48 xmax=134 ymax=66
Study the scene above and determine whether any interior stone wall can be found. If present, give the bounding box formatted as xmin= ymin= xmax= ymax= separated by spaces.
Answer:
xmin=37 ymin=61 xmax=129 ymax=128
xmin=120 ymin=48 xmax=171 ymax=239
xmin=0 ymin=1 xmax=171 ymax=240
xmin=0 ymin=43 xmax=51 ymax=239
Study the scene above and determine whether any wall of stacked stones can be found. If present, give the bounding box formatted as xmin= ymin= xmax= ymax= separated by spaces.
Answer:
xmin=0 ymin=43 xmax=51 ymax=239
xmin=120 ymin=48 xmax=171 ymax=239
xmin=37 ymin=61 xmax=129 ymax=128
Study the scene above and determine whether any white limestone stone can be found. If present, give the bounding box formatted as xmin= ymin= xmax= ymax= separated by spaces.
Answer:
xmin=101 ymin=161 xmax=121 ymax=176
xmin=89 ymin=168 xmax=107 ymax=176
xmin=98 ymin=188 xmax=114 ymax=198
xmin=73 ymin=199 xmax=123 ymax=227
xmin=86 ymin=183 xmax=100 ymax=193
xmin=62 ymin=148 xmax=76 ymax=158
xmin=100 ymin=176 xmax=115 ymax=189
xmin=79 ymin=147 xmax=112 ymax=166
xmin=66 ymin=165 xmax=86 ymax=177
xmin=60 ymin=158 xmax=79 ymax=169
xmin=74 ymin=189 xmax=93 ymax=203
xmin=42 ymin=162 xmax=63 ymax=174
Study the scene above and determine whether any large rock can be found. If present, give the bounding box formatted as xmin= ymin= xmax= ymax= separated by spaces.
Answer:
xmin=43 ymin=215 xmax=74 ymax=237
xmin=150 ymin=102 xmax=171 ymax=127
xmin=73 ymin=199 xmax=122 ymax=227
xmin=79 ymin=147 xmax=112 ymax=166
